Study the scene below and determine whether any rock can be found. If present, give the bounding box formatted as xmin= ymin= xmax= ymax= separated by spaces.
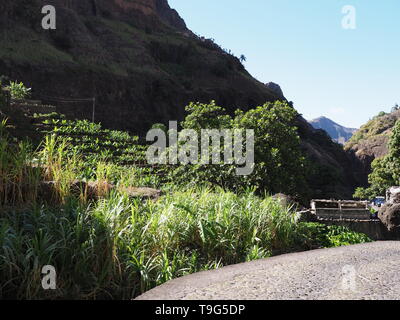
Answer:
xmin=119 ymin=186 xmax=161 ymax=200
xmin=75 ymin=180 xmax=114 ymax=199
xmin=39 ymin=180 xmax=162 ymax=202
xmin=265 ymin=82 xmax=285 ymax=99
xmin=38 ymin=181 xmax=57 ymax=200
xmin=39 ymin=180 xmax=115 ymax=201
xmin=297 ymin=209 xmax=317 ymax=222
xmin=386 ymin=186 xmax=400 ymax=204
xmin=378 ymin=203 xmax=400 ymax=239
xmin=344 ymin=110 xmax=400 ymax=185
xmin=272 ymin=193 xmax=302 ymax=209
xmin=378 ymin=186 xmax=400 ymax=239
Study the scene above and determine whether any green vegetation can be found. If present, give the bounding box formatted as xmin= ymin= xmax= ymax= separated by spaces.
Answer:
xmin=0 ymin=26 xmax=74 ymax=66
xmin=346 ymin=109 xmax=399 ymax=150
xmin=0 ymin=95 xmax=372 ymax=299
xmin=8 ymin=81 xmax=31 ymax=100
xmin=297 ymin=223 xmax=372 ymax=249
xmin=170 ymin=101 xmax=309 ymax=200
xmin=0 ymin=184 xmax=371 ymax=299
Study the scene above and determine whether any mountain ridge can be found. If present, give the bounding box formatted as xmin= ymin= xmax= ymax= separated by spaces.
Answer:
xmin=0 ymin=0 xmax=283 ymax=134
xmin=0 ymin=0 xmax=364 ymax=199
xmin=309 ymin=116 xmax=357 ymax=144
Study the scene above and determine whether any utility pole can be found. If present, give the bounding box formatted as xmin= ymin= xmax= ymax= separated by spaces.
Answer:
xmin=92 ymin=97 xmax=96 ymax=123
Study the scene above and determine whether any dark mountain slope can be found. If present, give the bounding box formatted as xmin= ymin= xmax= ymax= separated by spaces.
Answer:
xmin=297 ymin=117 xmax=361 ymax=199
xmin=0 ymin=0 xmax=281 ymax=133
xmin=0 ymin=0 xmax=364 ymax=199
xmin=309 ymin=116 xmax=357 ymax=144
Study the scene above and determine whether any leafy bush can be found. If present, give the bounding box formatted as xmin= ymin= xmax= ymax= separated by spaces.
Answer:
xmin=169 ymin=101 xmax=309 ymax=200
xmin=353 ymin=187 xmax=373 ymax=200
xmin=295 ymin=223 xmax=372 ymax=249
xmin=8 ymin=81 xmax=31 ymax=100
xmin=325 ymin=225 xmax=372 ymax=247
xmin=151 ymin=123 xmax=167 ymax=133
xmin=0 ymin=108 xmax=374 ymax=299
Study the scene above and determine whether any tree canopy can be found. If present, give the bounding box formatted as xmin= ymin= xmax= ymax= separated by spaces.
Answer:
xmin=170 ymin=100 xmax=308 ymax=199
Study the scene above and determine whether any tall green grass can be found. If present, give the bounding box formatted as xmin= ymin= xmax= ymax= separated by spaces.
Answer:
xmin=0 ymin=186 xmax=372 ymax=299
xmin=0 ymin=117 xmax=372 ymax=300
xmin=0 ymin=119 xmax=41 ymax=207
xmin=0 ymin=187 xmax=303 ymax=299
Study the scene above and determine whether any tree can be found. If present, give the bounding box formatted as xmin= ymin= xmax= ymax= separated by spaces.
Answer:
xmin=239 ymin=54 xmax=247 ymax=63
xmin=353 ymin=187 xmax=373 ymax=200
xmin=182 ymin=100 xmax=231 ymax=130
xmin=170 ymin=101 xmax=309 ymax=199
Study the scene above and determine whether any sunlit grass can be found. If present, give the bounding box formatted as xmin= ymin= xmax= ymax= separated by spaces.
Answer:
xmin=0 ymin=115 xmax=372 ymax=300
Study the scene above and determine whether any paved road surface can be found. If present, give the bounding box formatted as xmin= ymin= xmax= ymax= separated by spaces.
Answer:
xmin=136 ymin=242 xmax=400 ymax=300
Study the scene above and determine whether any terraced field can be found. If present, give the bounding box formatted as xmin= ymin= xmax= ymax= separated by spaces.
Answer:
xmin=3 ymin=103 xmax=166 ymax=187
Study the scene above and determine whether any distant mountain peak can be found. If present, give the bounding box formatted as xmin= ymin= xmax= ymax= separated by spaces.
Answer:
xmin=309 ymin=116 xmax=357 ymax=144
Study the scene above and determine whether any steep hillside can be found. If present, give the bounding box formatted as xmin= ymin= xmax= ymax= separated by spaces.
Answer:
xmin=0 ymin=0 xmax=364 ymax=199
xmin=297 ymin=117 xmax=361 ymax=199
xmin=345 ymin=110 xmax=400 ymax=184
xmin=309 ymin=116 xmax=356 ymax=144
xmin=0 ymin=0 xmax=281 ymax=134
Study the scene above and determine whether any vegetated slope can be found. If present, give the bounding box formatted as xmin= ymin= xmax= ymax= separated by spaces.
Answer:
xmin=0 ymin=0 xmax=281 ymax=134
xmin=309 ymin=116 xmax=357 ymax=145
xmin=0 ymin=0 xmax=363 ymax=199
xmin=345 ymin=110 xmax=400 ymax=185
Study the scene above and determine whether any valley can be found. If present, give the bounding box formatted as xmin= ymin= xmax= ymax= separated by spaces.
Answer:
xmin=0 ymin=0 xmax=398 ymax=302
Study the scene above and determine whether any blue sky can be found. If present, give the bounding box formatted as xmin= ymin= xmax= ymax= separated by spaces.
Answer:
xmin=168 ymin=0 xmax=400 ymax=128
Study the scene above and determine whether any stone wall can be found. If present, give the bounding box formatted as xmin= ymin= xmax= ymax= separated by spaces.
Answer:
xmin=311 ymin=200 xmax=371 ymax=220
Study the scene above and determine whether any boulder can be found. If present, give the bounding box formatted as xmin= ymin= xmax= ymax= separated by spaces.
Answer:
xmin=297 ymin=209 xmax=318 ymax=222
xmin=386 ymin=186 xmax=400 ymax=204
xmin=272 ymin=193 xmax=293 ymax=207
xmin=265 ymin=82 xmax=285 ymax=99
xmin=378 ymin=203 xmax=400 ymax=239
xmin=119 ymin=186 xmax=161 ymax=200
xmin=39 ymin=180 xmax=114 ymax=201
xmin=272 ymin=193 xmax=304 ymax=210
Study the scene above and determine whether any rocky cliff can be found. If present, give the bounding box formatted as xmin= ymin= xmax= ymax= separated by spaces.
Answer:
xmin=345 ymin=110 xmax=400 ymax=186
xmin=0 ymin=0 xmax=364 ymax=199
